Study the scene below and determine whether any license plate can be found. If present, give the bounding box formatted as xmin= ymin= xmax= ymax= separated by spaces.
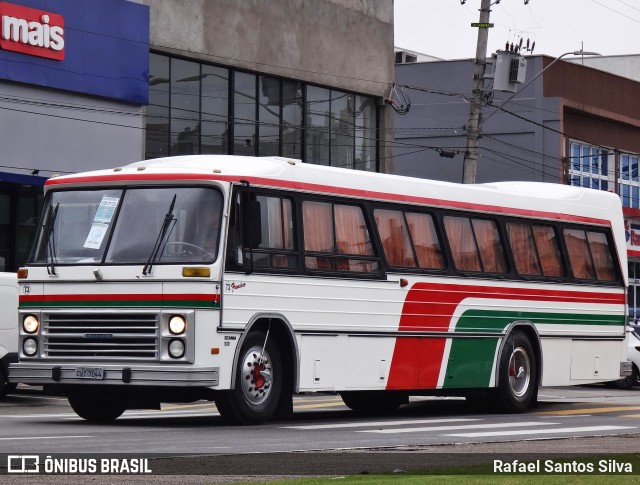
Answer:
xmin=74 ymin=367 xmax=104 ymax=379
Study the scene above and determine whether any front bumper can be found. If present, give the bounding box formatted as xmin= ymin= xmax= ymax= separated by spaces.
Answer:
xmin=9 ymin=362 xmax=219 ymax=387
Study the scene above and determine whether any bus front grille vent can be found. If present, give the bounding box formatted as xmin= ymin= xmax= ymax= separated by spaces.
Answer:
xmin=41 ymin=311 xmax=160 ymax=360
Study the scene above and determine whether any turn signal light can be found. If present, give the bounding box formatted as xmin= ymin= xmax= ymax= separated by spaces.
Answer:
xmin=182 ymin=267 xmax=210 ymax=277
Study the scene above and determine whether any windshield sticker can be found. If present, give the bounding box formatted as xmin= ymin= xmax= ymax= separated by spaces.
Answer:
xmin=93 ymin=196 xmax=119 ymax=224
xmin=83 ymin=223 xmax=109 ymax=249
xmin=83 ymin=196 xmax=119 ymax=249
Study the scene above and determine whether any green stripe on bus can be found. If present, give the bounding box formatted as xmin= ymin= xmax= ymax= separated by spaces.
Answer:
xmin=441 ymin=309 xmax=624 ymax=389
xmin=455 ymin=309 xmax=625 ymax=332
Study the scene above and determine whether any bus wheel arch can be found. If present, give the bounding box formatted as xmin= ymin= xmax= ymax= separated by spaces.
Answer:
xmin=216 ymin=315 xmax=297 ymax=424
xmin=494 ymin=322 xmax=541 ymax=412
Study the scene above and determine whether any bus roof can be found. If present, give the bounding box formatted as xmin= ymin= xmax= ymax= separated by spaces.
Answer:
xmin=46 ymin=154 xmax=623 ymax=225
xmin=44 ymin=155 xmax=628 ymax=277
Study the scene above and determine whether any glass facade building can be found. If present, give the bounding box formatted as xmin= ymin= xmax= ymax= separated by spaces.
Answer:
xmin=146 ymin=53 xmax=378 ymax=171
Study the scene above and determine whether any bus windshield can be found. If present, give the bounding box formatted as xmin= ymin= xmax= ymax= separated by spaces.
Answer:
xmin=30 ymin=187 xmax=223 ymax=266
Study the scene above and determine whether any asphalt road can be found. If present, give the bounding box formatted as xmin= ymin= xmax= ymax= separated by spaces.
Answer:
xmin=0 ymin=384 xmax=639 ymax=482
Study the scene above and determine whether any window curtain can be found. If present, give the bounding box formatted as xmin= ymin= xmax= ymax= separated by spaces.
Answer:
xmin=374 ymin=209 xmax=415 ymax=267
xmin=334 ymin=205 xmax=373 ymax=256
xmin=587 ymin=232 xmax=616 ymax=281
xmin=405 ymin=212 xmax=444 ymax=269
xmin=564 ymin=229 xmax=595 ymax=280
xmin=471 ymin=219 xmax=507 ymax=273
xmin=259 ymin=196 xmax=284 ymax=249
xmin=443 ymin=216 xmax=481 ymax=272
xmin=532 ymin=225 xmax=563 ymax=277
xmin=303 ymin=201 xmax=333 ymax=269
xmin=508 ymin=223 xmax=541 ymax=275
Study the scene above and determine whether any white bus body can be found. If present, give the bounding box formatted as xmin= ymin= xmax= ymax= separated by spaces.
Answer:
xmin=9 ymin=155 xmax=629 ymax=423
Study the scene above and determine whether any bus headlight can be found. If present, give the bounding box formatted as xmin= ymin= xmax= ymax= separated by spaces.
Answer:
xmin=23 ymin=338 xmax=38 ymax=357
xmin=23 ymin=315 xmax=40 ymax=334
xmin=168 ymin=339 xmax=185 ymax=359
xmin=169 ymin=315 xmax=186 ymax=335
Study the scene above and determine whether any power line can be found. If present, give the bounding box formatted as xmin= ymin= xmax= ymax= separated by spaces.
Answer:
xmin=479 ymin=146 xmax=563 ymax=182
xmin=590 ymin=0 xmax=640 ymax=23
xmin=614 ymin=0 xmax=640 ymax=14
xmin=483 ymin=133 xmax=562 ymax=164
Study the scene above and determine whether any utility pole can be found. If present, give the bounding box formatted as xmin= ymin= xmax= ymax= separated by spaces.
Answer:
xmin=462 ymin=0 xmax=492 ymax=184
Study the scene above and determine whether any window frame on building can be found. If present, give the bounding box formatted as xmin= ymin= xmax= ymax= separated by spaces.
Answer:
xmin=146 ymin=52 xmax=379 ymax=171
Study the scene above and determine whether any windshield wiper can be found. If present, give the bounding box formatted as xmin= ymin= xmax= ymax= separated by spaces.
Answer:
xmin=142 ymin=194 xmax=177 ymax=275
xmin=42 ymin=202 xmax=59 ymax=276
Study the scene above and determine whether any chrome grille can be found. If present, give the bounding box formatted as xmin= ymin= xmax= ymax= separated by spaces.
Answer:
xmin=42 ymin=311 xmax=159 ymax=360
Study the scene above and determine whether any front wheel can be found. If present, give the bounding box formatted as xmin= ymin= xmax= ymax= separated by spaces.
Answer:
xmin=494 ymin=330 xmax=538 ymax=413
xmin=68 ymin=389 xmax=129 ymax=422
xmin=0 ymin=367 xmax=17 ymax=398
xmin=215 ymin=332 xmax=283 ymax=425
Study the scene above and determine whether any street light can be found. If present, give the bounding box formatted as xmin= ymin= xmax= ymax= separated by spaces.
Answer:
xmin=481 ymin=50 xmax=601 ymax=125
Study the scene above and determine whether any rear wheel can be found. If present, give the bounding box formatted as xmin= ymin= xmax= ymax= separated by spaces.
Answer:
xmin=68 ymin=389 xmax=129 ymax=422
xmin=494 ymin=330 xmax=538 ymax=412
xmin=340 ymin=391 xmax=406 ymax=414
xmin=215 ymin=332 xmax=283 ymax=425
xmin=607 ymin=364 xmax=640 ymax=390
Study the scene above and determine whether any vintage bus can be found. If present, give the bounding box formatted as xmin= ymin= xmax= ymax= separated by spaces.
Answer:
xmin=9 ymin=155 xmax=629 ymax=424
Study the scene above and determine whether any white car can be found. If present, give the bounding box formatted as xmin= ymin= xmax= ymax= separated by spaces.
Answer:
xmin=626 ymin=324 xmax=640 ymax=385
xmin=609 ymin=324 xmax=640 ymax=389
xmin=0 ymin=272 xmax=18 ymax=397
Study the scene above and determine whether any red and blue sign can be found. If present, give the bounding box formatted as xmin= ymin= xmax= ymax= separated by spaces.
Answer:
xmin=0 ymin=0 xmax=149 ymax=104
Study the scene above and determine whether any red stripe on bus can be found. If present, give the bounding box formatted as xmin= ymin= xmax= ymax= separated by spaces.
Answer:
xmin=19 ymin=293 xmax=220 ymax=302
xmin=45 ymin=173 xmax=611 ymax=226
xmin=386 ymin=282 xmax=624 ymax=390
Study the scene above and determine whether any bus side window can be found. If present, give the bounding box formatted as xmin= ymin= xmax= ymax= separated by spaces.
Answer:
xmin=564 ymin=229 xmax=616 ymax=282
xmin=508 ymin=223 xmax=564 ymax=278
xmin=587 ymin=232 xmax=616 ymax=281
xmin=405 ymin=212 xmax=445 ymax=270
xmin=303 ymin=201 xmax=378 ymax=274
xmin=374 ymin=209 xmax=416 ymax=267
xmin=246 ymin=195 xmax=296 ymax=269
xmin=303 ymin=201 xmax=334 ymax=270
xmin=444 ymin=216 xmax=507 ymax=274
xmin=564 ymin=229 xmax=596 ymax=280
xmin=373 ymin=209 xmax=445 ymax=270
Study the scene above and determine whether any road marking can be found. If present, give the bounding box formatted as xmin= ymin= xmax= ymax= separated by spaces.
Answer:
xmin=358 ymin=421 xmax=554 ymax=434
xmin=293 ymin=402 xmax=347 ymax=410
xmin=293 ymin=398 xmax=345 ymax=404
xmin=61 ymin=409 xmax=221 ymax=420
xmin=283 ymin=418 xmax=481 ymax=430
xmin=3 ymin=394 xmax=68 ymax=402
xmin=2 ymin=413 xmax=78 ymax=419
xmin=161 ymin=402 xmax=217 ymax=411
xmin=446 ymin=425 xmax=636 ymax=438
xmin=0 ymin=435 xmax=93 ymax=441
xmin=536 ymin=406 xmax=640 ymax=415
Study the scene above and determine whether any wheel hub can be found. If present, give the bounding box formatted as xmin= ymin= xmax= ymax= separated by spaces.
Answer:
xmin=240 ymin=346 xmax=272 ymax=406
xmin=508 ymin=346 xmax=531 ymax=398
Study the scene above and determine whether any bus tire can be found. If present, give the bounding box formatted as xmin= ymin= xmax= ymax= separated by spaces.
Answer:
xmin=215 ymin=332 xmax=283 ymax=425
xmin=340 ymin=391 xmax=405 ymax=414
xmin=606 ymin=364 xmax=640 ymax=390
xmin=0 ymin=367 xmax=15 ymax=397
xmin=68 ymin=389 xmax=129 ymax=422
xmin=495 ymin=329 xmax=537 ymax=413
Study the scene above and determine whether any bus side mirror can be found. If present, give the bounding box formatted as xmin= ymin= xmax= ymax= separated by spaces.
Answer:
xmin=243 ymin=199 xmax=262 ymax=248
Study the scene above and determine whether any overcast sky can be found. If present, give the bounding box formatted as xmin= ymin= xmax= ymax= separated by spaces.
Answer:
xmin=394 ymin=0 xmax=640 ymax=60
